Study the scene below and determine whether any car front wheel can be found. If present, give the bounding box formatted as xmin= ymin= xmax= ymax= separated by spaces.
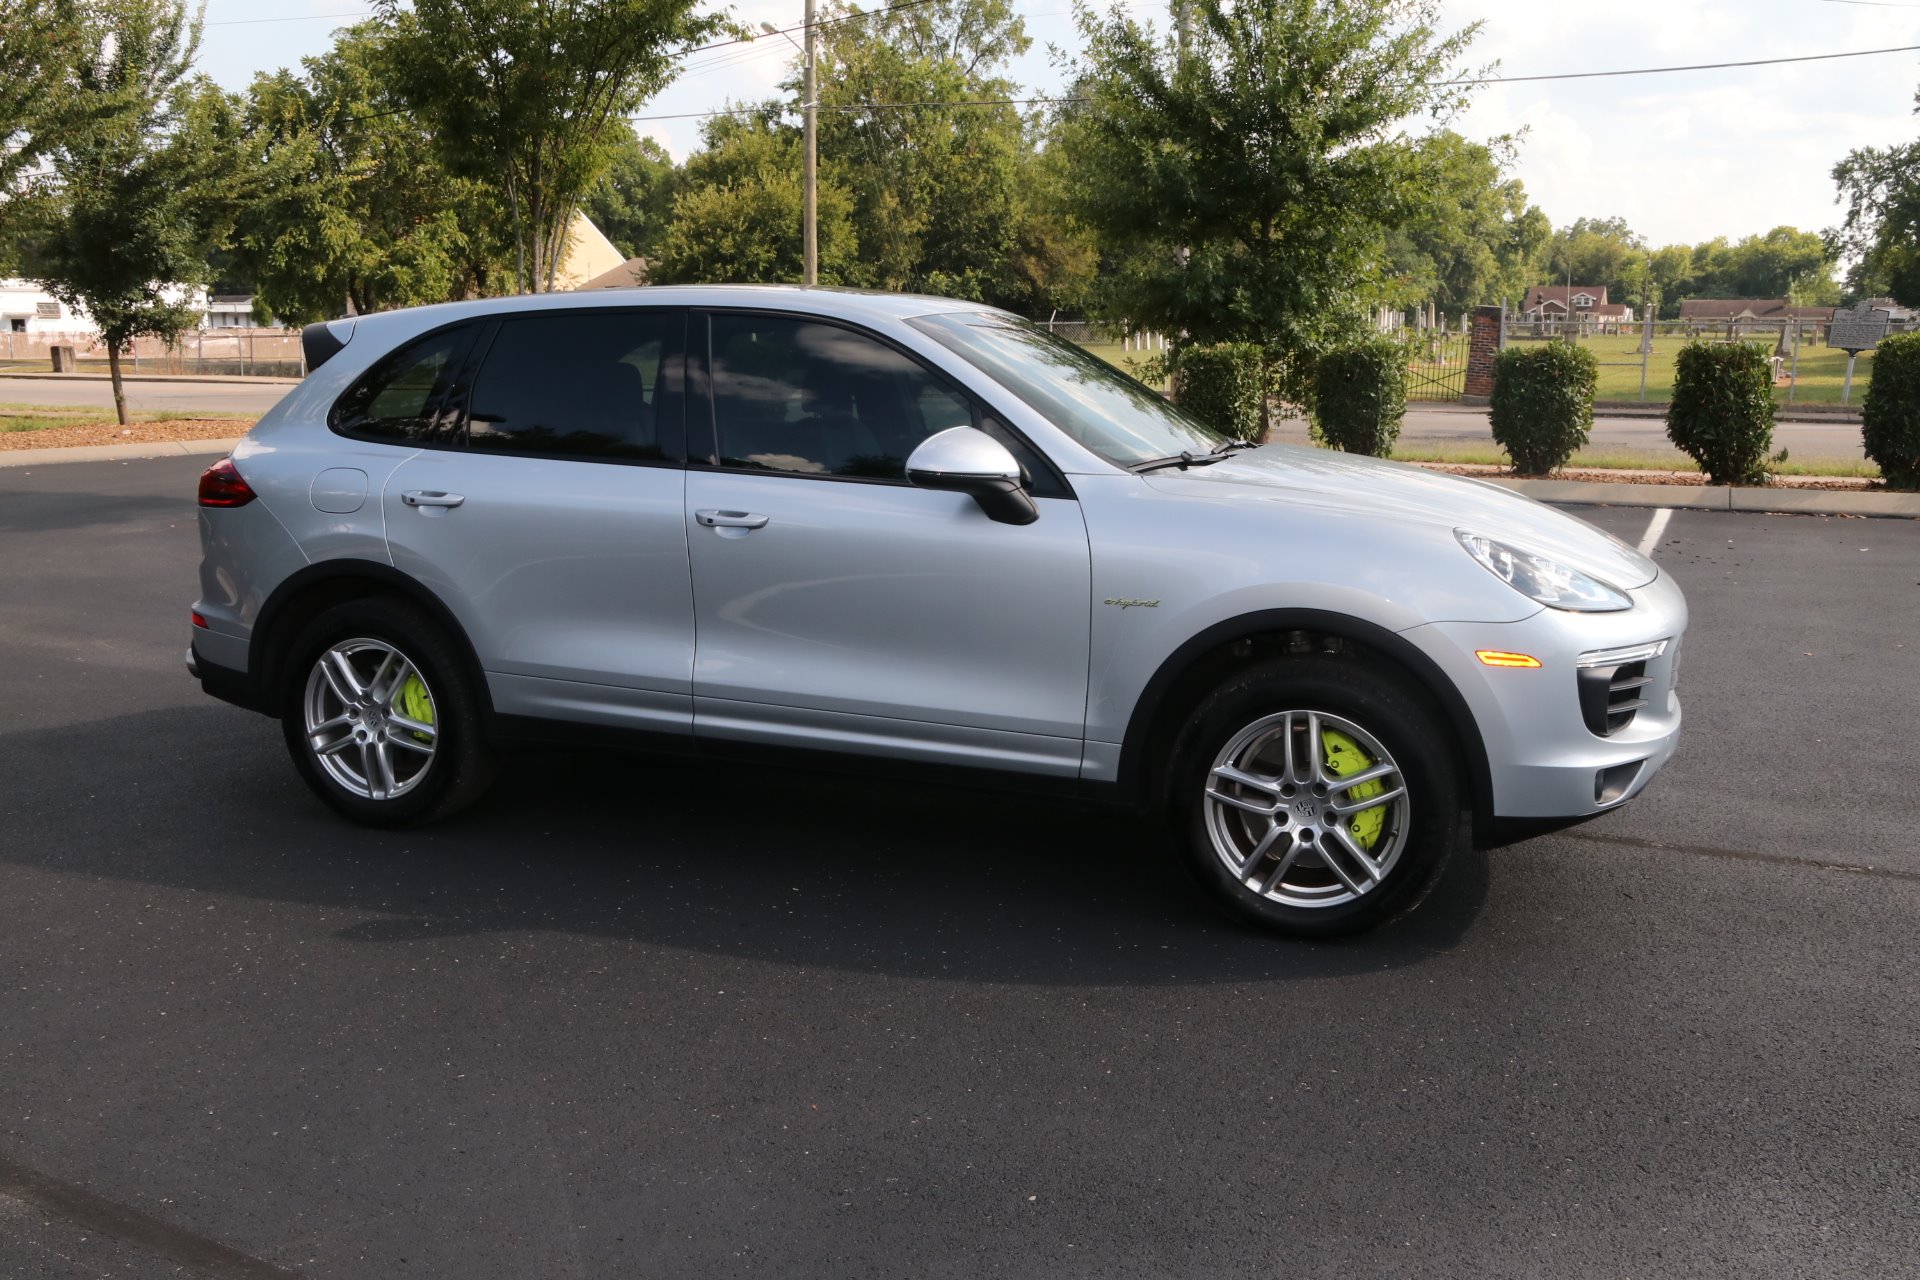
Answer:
xmin=281 ymin=598 xmax=494 ymax=826
xmin=1170 ymin=656 xmax=1463 ymax=937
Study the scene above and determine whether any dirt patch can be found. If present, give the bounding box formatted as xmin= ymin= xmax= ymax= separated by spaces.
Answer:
xmin=1414 ymin=462 xmax=1879 ymax=492
xmin=0 ymin=418 xmax=254 ymax=451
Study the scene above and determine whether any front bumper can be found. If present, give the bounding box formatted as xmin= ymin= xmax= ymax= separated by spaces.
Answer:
xmin=1402 ymin=569 xmax=1688 ymax=821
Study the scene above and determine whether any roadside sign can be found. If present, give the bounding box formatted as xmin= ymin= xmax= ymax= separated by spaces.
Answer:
xmin=1827 ymin=301 xmax=1891 ymax=355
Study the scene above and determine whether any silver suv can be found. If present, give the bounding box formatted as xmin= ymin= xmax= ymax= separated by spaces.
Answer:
xmin=189 ymin=286 xmax=1686 ymax=935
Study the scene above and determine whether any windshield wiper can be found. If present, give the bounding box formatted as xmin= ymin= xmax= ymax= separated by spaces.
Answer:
xmin=1131 ymin=441 xmax=1257 ymax=473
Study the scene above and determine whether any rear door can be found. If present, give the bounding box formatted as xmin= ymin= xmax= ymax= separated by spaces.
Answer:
xmin=376 ymin=308 xmax=697 ymax=734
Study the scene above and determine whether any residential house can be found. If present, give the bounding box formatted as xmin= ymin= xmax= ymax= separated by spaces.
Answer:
xmin=0 ymin=279 xmax=92 ymax=335
xmin=1520 ymin=285 xmax=1633 ymax=325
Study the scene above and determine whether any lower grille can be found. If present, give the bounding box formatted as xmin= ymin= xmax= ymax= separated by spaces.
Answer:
xmin=1578 ymin=660 xmax=1649 ymax=737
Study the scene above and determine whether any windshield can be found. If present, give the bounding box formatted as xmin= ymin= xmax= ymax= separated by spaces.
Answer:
xmin=908 ymin=312 xmax=1228 ymax=467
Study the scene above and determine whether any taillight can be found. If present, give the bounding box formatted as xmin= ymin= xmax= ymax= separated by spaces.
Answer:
xmin=198 ymin=457 xmax=256 ymax=508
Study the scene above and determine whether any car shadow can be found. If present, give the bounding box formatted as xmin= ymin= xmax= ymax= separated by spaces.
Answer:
xmin=0 ymin=704 xmax=1491 ymax=985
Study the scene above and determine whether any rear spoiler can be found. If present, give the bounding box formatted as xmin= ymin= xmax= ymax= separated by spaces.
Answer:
xmin=301 ymin=318 xmax=357 ymax=373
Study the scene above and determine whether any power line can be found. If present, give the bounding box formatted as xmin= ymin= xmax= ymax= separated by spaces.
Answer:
xmin=1437 ymin=42 xmax=1920 ymax=85
xmin=1822 ymin=0 xmax=1920 ymax=9
xmin=632 ymin=40 xmax=1920 ymax=123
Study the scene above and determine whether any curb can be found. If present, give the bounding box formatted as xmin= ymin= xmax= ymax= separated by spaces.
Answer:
xmin=0 ymin=372 xmax=301 ymax=386
xmin=7 ymin=436 xmax=1917 ymax=518
xmin=0 ymin=437 xmax=242 ymax=468
xmin=1463 ymin=474 xmax=1920 ymax=519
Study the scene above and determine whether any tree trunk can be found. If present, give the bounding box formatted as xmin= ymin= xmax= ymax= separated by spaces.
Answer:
xmin=107 ymin=341 xmax=128 ymax=427
xmin=1257 ymin=347 xmax=1273 ymax=443
xmin=505 ymin=175 xmax=527 ymax=294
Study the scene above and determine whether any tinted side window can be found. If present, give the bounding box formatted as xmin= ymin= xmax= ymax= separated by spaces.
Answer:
xmin=331 ymin=325 xmax=475 ymax=445
xmin=708 ymin=314 xmax=972 ymax=480
xmin=466 ymin=312 xmax=681 ymax=463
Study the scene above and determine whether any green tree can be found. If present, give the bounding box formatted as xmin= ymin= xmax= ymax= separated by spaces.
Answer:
xmin=31 ymin=1 xmax=258 ymax=424
xmin=1057 ymin=0 xmax=1481 ymax=429
xmin=582 ymin=126 xmax=682 ymax=262
xmin=1831 ymin=98 xmax=1920 ymax=305
xmin=1544 ymin=217 xmax=1646 ymax=310
xmin=233 ymin=25 xmax=510 ymax=322
xmin=0 ymin=0 xmax=91 ymax=262
xmin=651 ymin=110 xmax=857 ymax=284
xmin=374 ymin=0 xmax=727 ymax=293
xmin=808 ymin=0 xmax=1035 ymax=303
xmin=1385 ymin=131 xmax=1550 ymax=312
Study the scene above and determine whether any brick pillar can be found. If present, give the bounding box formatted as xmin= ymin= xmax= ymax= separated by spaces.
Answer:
xmin=1463 ymin=304 xmax=1502 ymax=404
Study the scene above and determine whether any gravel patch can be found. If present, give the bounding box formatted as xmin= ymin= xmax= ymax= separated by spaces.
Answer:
xmin=0 ymin=418 xmax=254 ymax=451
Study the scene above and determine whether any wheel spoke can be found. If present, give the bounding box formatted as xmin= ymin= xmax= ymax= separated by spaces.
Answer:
xmin=325 ymin=650 xmax=366 ymax=703
xmin=388 ymin=713 xmax=436 ymax=741
xmin=1237 ymin=823 xmax=1287 ymax=880
xmin=313 ymin=731 xmax=357 ymax=757
xmin=372 ymin=741 xmax=398 ymax=797
xmin=386 ymin=731 xmax=433 ymax=756
xmin=1329 ymin=784 xmax=1405 ymax=815
xmin=1303 ymin=713 xmax=1324 ymax=783
xmin=356 ymin=741 xmax=379 ymax=797
xmin=1315 ymin=836 xmax=1368 ymax=894
xmin=1259 ymin=842 xmax=1305 ymax=895
xmin=1211 ymin=764 xmax=1281 ymax=794
xmin=1325 ymin=761 xmax=1395 ymax=796
xmin=309 ymin=713 xmax=354 ymax=735
xmin=366 ymin=651 xmax=398 ymax=703
xmin=1326 ymin=826 xmax=1386 ymax=888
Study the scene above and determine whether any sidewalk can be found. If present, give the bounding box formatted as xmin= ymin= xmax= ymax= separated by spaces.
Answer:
xmin=1402 ymin=399 xmax=1863 ymax=426
xmin=0 ymin=371 xmax=301 ymax=386
xmin=5 ymin=435 xmax=1915 ymax=517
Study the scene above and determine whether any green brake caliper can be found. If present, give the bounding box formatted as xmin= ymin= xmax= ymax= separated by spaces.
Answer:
xmin=395 ymin=673 xmax=435 ymax=742
xmin=1321 ymin=728 xmax=1386 ymax=851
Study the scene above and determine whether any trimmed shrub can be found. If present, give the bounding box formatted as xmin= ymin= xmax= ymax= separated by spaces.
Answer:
xmin=1489 ymin=341 xmax=1597 ymax=476
xmin=1312 ymin=338 xmax=1407 ymax=457
xmin=1665 ymin=340 xmax=1775 ymax=486
xmin=1862 ymin=330 xmax=1920 ymax=489
xmin=1169 ymin=342 xmax=1266 ymax=440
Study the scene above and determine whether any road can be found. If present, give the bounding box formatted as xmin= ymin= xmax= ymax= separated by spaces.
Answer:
xmin=1 ymin=457 xmax=1916 ymax=1278
xmin=1 ymin=375 xmax=1871 ymax=462
xmin=0 ymin=375 xmax=295 ymax=417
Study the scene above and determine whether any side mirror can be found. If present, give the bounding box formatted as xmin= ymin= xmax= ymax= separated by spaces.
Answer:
xmin=905 ymin=426 xmax=1039 ymax=526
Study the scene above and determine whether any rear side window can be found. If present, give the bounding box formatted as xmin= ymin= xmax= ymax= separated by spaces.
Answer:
xmin=331 ymin=324 xmax=476 ymax=445
xmin=468 ymin=311 xmax=682 ymax=463
xmin=707 ymin=313 xmax=973 ymax=481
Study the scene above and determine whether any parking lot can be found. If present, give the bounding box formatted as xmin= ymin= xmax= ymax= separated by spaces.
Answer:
xmin=2 ymin=455 xmax=1916 ymax=1278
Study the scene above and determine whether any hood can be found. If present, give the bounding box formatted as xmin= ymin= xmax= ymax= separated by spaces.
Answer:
xmin=1142 ymin=444 xmax=1659 ymax=590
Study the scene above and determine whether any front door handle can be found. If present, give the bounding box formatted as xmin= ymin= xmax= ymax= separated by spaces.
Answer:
xmin=695 ymin=509 xmax=769 ymax=530
xmin=402 ymin=490 xmax=465 ymax=508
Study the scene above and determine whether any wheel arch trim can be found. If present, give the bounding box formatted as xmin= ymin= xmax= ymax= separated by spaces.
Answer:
xmin=247 ymin=559 xmax=492 ymax=718
xmin=1114 ymin=608 xmax=1496 ymax=835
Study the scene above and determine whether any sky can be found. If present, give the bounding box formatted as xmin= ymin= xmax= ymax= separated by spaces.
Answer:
xmin=196 ymin=0 xmax=1920 ymax=248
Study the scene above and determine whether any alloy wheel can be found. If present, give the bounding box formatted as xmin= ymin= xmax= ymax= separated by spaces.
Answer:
xmin=302 ymin=638 xmax=439 ymax=801
xmin=1202 ymin=709 xmax=1412 ymax=909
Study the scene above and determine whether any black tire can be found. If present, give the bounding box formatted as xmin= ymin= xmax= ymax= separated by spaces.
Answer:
xmin=1167 ymin=655 xmax=1463 ymax=937
xmin=279 ymin=596 xmax=496 ymax=826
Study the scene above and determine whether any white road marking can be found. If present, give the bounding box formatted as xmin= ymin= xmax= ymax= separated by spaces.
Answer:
xmin=1636 ymin=507 xmax=1674 ymax=558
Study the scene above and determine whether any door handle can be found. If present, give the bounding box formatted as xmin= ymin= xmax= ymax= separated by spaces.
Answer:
xmin=695 ymin=509 xmax=769 ymax=530
xmin=402 ymin=490 xmax=465 ymax=508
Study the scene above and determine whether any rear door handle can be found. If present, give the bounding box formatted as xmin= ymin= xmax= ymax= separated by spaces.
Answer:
xmin=695 ymin=509 xmax=769 ymax=530
xmin=402 ymin=490 xmax=465 ymax=508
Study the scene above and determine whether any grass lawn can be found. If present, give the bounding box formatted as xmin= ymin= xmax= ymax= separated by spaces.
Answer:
xmin=1510 ymin=333 xmax=1872 ymax=405
xmin=0 ymin=404 xmax=199 ymax=433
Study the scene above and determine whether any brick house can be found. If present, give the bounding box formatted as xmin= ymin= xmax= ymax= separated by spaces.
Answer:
xmin=1677 ymin=298 xmax=1834 ymax=324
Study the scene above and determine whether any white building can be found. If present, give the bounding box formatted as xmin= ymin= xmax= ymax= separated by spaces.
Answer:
xmin=0 ymin=279 xmax=93 ymax=335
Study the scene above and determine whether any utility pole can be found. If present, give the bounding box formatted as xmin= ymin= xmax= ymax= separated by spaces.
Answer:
xmin=802 ymin=0 xmax=818 ymax=286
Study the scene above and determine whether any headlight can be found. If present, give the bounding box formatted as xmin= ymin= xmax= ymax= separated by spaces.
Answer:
xmin=1455 ymin=530 xmax=1631 ymax=612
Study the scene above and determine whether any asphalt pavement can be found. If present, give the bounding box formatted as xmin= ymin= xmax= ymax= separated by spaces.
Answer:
xmin=1 ymin=456 xmax=1916 ymax=1278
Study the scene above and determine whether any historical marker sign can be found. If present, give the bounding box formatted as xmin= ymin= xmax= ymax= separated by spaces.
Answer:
xmin=1827 ymin=301 xmax=1891 ymax=354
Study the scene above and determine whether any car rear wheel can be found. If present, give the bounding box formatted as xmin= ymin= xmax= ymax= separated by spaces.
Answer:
xmin=280 ymin=598 xmax=494 ymax=826
xmin=1169 ymin=655 xmax=1463 ymax=937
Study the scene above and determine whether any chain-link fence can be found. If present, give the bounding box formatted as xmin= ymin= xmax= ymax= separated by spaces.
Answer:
xmin=0 ymin=329 xmax=305 ymax=378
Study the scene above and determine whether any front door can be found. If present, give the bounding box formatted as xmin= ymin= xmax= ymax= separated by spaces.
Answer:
xmin=378 ymin=308 xmax=696 ymax=734
xmin=683 ymin=311 xmax=1092 ymax=775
